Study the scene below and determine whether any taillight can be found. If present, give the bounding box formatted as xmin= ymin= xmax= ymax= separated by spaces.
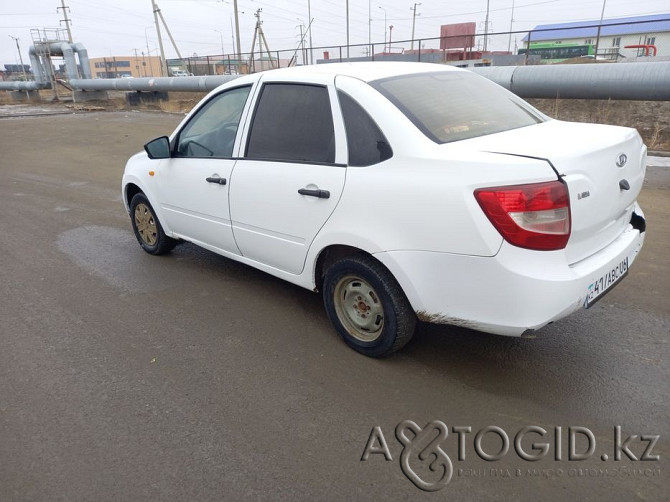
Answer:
xmin=474 ymin=181 xmax=571 ymax=251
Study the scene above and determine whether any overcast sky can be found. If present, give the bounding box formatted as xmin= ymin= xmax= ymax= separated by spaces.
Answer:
xmin=1 ymin=0 xmax=669 ymax=65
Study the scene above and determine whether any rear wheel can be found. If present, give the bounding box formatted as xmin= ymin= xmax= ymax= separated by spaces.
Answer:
xmin=323 ymin=255 xmax=416 ymax=357
xmin=130 ymin=193 xmax=177 ymax=255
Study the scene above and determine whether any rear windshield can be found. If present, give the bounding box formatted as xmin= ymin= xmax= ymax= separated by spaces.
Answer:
xmin=370 ymin=70 xmax=545 ymax=144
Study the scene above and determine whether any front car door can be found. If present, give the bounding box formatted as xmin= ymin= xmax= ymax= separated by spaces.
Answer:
xmin=229 ymin=76 xmax=347 ymax=274
xmin=155 ymin=85 xmax=252 ymax=254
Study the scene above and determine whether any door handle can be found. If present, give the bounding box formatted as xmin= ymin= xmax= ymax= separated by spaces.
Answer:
xmin=206 ymin=177 xmax=227 ymax=185
xmin=298 ymin=188 xmax=330 ymax=199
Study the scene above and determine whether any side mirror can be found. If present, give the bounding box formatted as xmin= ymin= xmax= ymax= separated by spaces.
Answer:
xmin=144 ymin=136 xmax=171 ymax=159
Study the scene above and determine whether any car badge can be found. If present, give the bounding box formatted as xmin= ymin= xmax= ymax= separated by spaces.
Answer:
xmin=616 ymin=153 xmax=627 ymax=168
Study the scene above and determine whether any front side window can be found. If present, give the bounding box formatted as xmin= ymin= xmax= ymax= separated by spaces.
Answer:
xmin=246 ymin=83 xmax=335 ymax=163
xmin=176 ymin=85 xmax=251 ymax=158
xmin=371 ymin=71 xmax=545 ymax=144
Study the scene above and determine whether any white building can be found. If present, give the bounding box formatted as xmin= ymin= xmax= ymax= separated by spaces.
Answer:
xmin=523 ymin=14 xmax=670 ymax=61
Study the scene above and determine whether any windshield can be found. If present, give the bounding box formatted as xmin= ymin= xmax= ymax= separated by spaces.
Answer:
xmin=371 ymin=70 xmax=545 ymax=144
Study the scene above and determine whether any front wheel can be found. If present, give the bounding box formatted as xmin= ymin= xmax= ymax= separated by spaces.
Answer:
xmin=323 ymin=255 xmax=416 ymax=357
xmin=129 ymin=193 xmax=177 ymax=255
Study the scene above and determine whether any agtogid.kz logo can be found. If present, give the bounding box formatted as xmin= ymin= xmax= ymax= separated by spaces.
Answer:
xmin=361 ymin=421 xmax=661 ymax=492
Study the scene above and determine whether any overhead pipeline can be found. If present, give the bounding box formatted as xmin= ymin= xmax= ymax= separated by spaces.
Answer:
xmin=471 ymin=61 xmax=670 ymax=100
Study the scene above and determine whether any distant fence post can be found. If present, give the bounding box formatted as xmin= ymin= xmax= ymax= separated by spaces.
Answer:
xmin=525 ymin=30 xmax=531 ymax=65
xmin=418 ymin=40 xmax=422 ymax=62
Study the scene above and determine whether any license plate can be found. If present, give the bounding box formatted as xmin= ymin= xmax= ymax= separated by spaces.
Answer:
xmin=585 ymin=257 xmax=629 ymax=308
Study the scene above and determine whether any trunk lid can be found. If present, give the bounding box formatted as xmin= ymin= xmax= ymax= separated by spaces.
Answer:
xmin=463 ymin=120 xmax=646 ymax=263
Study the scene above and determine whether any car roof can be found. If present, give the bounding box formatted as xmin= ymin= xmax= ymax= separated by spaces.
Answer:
xmin=257 ymin=62 xmax=462 ymax=83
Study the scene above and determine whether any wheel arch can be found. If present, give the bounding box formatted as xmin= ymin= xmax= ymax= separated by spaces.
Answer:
xmin=124 ymin=183 xmax=143 ymax=212
xmin=123 ymin=181 xmax=174 ymax=237
xmin=313 ymin=245 xmax=370 ymax=292
xmin=312 ymin=244 xmax=415 ymax=300
xmin=310 ymin=241 xmax=424 ymax=317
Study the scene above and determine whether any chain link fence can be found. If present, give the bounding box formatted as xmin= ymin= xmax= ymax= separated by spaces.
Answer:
xmin=164 ymin=18 xmax=669 ymax=77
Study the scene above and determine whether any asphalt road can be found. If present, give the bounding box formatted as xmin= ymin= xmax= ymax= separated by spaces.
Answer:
xmin=0 ymin=110 xmax=668 ymax=501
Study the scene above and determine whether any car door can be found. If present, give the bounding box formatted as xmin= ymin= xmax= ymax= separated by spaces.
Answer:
xmin=155 ymin=85 xmax=252 ymax=254
xmin=229 ymin=77 xmax=347 ymax=274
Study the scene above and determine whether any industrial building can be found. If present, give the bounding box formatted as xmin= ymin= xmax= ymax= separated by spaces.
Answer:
xmin=523 ymin=13 xmax=670 ymax=60
xmin=88 ymin=55 xmax=162 ymax=78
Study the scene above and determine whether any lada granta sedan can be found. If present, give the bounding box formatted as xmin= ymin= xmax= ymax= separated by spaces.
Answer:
xmin=122 ymin=62 xmax=646 ymax=357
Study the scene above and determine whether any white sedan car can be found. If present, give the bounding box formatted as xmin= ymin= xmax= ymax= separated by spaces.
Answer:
xmin=122 ymin=62 xmax=646 ymax=357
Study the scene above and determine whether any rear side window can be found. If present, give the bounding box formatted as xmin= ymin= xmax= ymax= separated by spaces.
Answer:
xmin=246 ymin=83 xmax=335 ymax=163
xmin=337 ymin=91 xmax=392 ymax=167
xmin=371 ymin=71 xmax=545 ymax=144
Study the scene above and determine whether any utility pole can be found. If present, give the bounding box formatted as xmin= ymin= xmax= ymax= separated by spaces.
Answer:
xmin=215 ymin=29 xmax=225 ymax=55
xmin=249 ymin=9 xmax=274 ymax=72
xmin=156 ymin=6 xmax=183 ymax=60
xmin=410 ymin=3 xmax=421 ymax=51
xmin=8 ymin=36 xmax=28 ymax=82
xmin=233 ymin=0 xmax=242 ymax=67
xmin=297 ymin=23 xmax=307 ymax=64
xmin=144 ymin=27 xmax=154 ymax=76
xmin=346 ymin=0 xmax=350 ymax=60
xmin=230 ymin=17 xmax=236 ymax=57
xmin=57 ymin=0 xmax=73 ymax=43
xmin=151 ymin=0 xmax=168 ymax=76
xmin=483 ymin=0 xmax=490 ymax=52
xmin=368 ymin=0 xmax=371 ymax=48
xmin=307 ymin=0 xmax=314 ymax=64
xmin=150 ymin=0 xmax=184 ymax=76
xmin=133 ymin=48 xmax=140 ymax=77
xmin=594 ymin=0 xmax=607 ymax=59
xmin=507 ymin=0 xmax=515 ymax=53
xmin=389 ymin=25 xmax=394 ymax=52
xmin=141 ymin=51 xmax=148 ymax=77
xmin=379 ymin=6 xmax=387 ymax=53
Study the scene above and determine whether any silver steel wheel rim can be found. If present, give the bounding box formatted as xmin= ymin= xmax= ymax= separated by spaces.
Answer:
xmin=134 ymin=203 xmax=158 ymax=246
xmin=333 ymin=275 xmax=385 ymax=342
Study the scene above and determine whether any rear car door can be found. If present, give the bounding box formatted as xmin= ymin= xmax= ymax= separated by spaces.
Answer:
xmin=229 ymin=77 xmax=347 ymax=274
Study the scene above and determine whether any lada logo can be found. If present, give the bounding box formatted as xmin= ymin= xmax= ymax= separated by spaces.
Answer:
xmin=616 ymin=153 xmax=628 ymax=168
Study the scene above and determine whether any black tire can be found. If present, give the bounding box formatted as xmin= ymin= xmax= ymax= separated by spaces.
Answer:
xmin=129 ymin=193 xmax=177 ymax=255
xmin=323 ymin=254 xmax=416 ymax=357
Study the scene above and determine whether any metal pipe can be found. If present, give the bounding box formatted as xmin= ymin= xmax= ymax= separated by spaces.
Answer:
xmin=0 ymin=81 xmax=46 ymax=91
xmin=44 ymin=42 xmax=79 ymax=80
xmin=471 ymin=61 xmax=670 ymax=100
xmin=623 ymin=44 xmax=657 ymax=57
xmin=4 ymin=60 xmax=670 ymax=102
xmin=69 ymin=75 xmax=239 ymax=92
xmin=28 ymin=45 xmax=46 ymax=85
xmin=22 ymin=41 xmax=91 ymax=87
xmin=72 ymin=43 xmax=92 ymax=79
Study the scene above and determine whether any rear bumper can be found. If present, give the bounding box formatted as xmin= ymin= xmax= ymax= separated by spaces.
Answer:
xmin=374 ymin=207 xmax=645 ymax=336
